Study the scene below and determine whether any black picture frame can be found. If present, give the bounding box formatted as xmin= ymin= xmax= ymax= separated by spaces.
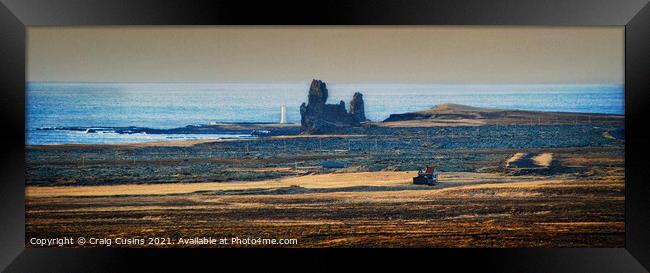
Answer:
xmin=1 ymin=0 xmax=649 ymax=272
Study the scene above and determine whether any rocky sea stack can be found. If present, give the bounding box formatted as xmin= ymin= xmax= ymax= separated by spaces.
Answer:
xmin=300 ymin=79 xmax=368 ymax=133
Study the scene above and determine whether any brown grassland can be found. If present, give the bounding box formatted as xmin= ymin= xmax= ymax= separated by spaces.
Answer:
xmin=26 ymin=157 xmax=624 ymax=247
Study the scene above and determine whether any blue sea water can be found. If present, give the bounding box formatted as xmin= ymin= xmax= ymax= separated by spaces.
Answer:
xmin=26 ymin=82 xmax=624 ymax=145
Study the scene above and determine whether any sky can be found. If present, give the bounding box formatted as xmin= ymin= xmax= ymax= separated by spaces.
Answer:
xmin=27 ymin=26 xmax=623 ymax=84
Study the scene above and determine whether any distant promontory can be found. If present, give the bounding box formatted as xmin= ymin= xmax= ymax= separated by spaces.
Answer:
xmin=382 ymin=103 xmax=624 ymax=127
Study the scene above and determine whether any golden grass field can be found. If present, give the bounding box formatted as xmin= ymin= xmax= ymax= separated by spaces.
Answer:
xmin=26 ymin=167 xmax=624 ymax=247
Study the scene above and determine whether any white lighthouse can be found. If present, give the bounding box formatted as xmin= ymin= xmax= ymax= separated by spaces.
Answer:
xmin=279 ymin=105 xmax=287 ymax=124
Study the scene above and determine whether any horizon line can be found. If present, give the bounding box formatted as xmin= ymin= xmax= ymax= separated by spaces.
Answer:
xmin=26 ymin=80 xmax=625 ymax=86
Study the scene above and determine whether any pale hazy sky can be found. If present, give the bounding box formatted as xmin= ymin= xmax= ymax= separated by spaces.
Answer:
xmin=27 ymin=26 xmax=624 ymax=84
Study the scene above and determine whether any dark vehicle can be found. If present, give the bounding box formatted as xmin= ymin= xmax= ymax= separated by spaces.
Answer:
xmin=413 ymin=165 xmax=438 ymax=185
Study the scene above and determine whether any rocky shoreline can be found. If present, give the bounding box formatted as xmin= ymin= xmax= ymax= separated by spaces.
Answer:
xmin=36 ymin=122 xmax=302 ymax=137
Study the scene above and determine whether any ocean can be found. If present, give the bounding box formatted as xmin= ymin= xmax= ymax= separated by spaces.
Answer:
xmin=26 ymin=82 xmax=624 ymax=145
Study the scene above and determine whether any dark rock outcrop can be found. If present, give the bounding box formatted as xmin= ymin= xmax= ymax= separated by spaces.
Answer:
xmin=307 ymin=79 xmax=329 ymax=109
xmin=300 ymin=79 xmax=368 ymax=133
xmin=349 ymin=92 xmax=368 ymax=123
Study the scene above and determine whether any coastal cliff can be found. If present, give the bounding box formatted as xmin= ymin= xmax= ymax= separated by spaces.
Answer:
xmin=300 ymin=79 xmax=368 ymax=133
